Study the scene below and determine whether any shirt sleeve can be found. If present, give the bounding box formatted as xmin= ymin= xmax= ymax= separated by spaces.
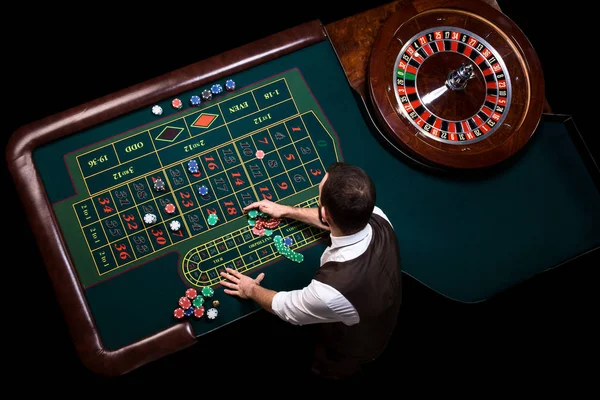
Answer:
xmin=373 ymin=206 xmax=393 ymax=228
xmin=271 ymin=279 xmax=359 ymax=326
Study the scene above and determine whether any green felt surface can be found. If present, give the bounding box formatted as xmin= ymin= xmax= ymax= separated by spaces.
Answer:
xmin=33 ymin=38 xmax=600 ymax=351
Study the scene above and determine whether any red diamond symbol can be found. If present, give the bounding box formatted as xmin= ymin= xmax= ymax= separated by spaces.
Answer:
xmin=192 ymin=113 xmax=218 ymax=128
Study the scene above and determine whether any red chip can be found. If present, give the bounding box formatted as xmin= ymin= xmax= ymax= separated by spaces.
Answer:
xmin=186 ymin=288 xmax=197 ymax=299
xmin=179 ymin=297 xmax=191 ymax=309
xmin=194 ymin=306 xmax=205 ymax=318
xmin=174 ymin=308 xmax=185 ymax=319
xmin=255 ymin=150 xmax=265 ymax=159
xmin=172 ymin=98 xmax=183 ymax=109
xmin=252 ymin=226 xmax=264 ymax=236
xmin=165 ymin=203 xmax=176 ymax=214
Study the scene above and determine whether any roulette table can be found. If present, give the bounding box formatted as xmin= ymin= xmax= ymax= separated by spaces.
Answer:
xmin=6 ymin=0 xmax=599 ymax=377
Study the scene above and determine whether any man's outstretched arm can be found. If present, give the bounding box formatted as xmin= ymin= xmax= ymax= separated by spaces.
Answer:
xmin=243 ymin=199 xmax=329 ymax=231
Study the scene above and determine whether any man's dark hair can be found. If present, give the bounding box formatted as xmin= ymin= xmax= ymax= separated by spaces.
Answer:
xmin=320 ymin=162 xmax=376 ymax=235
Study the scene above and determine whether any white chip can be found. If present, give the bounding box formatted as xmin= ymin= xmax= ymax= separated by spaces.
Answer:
xmin=169 ymin=220 xmax=181 ymax=231
xmin=207 ymin=308 xmax=218 ymax=319
xmin=143 ymin=213 xmax=157 ymax=224
xmin=152 ymin=105 xmax=163 ymax=115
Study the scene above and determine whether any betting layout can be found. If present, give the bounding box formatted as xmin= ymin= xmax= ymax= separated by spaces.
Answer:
xmin=57 ymin=68 xmax=341 ymax=288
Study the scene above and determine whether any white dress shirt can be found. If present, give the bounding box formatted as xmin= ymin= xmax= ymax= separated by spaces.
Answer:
xmin=271 ymin=207 xmax=392 ymax=326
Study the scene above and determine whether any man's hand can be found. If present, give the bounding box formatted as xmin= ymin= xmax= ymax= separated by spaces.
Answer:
xmin=220 ymin=268 xmax=265 ymax=299
xmin=243 ymin=199 xmax=290 ymax=219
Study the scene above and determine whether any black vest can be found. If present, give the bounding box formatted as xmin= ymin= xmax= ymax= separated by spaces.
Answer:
xmin=311 ymin=213 xmax=402 ymax=378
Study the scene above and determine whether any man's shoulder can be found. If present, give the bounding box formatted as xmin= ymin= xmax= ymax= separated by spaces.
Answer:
xmin=372 ymin=206 xmax=393 ymax=228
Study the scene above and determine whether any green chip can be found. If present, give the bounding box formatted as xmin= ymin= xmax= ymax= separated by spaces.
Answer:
xmin=201 ymin=286 xmax=214 ymax=297
xmin=192 ymin=296 xmax=205 ymax=307
xmin=208 ymin=214 xmax=219 ymax=226
xmin=248 ymin=210 xmax=258 ymax=218
xmin=248 ymin=219 xmax=255 ymax=226
xmin=264 ymin=229 xmax=273 ymax=236
xmin=273 ymin=235 xmax=283 ymax=243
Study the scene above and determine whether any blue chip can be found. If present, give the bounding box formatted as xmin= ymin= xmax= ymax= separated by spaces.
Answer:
xmin=225 ymin=79 xmax=235 ymax=91
xmin=211 ymin=84 xmax=223 ymax=94
xmin=184 ymin=307 xmax=194 ymax=317
xmin=198 ymin=185 xmax=209 ymax=196
xmin=284 ymin=237 xmax=293 ymax=246
xmin=190 ymin=95 xmax=201 ymax=106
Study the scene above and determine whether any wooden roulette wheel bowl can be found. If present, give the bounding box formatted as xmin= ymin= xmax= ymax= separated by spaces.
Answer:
xmin=367 ymin=0 xmax=545 ymax=170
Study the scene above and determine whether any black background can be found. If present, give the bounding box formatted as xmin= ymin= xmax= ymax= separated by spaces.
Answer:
xmin=4 ymin=0 xmax=597 ymax=390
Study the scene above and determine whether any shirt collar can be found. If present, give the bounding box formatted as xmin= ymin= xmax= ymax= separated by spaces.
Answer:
xmin=329 ymin=223 xmax=371 ymax=249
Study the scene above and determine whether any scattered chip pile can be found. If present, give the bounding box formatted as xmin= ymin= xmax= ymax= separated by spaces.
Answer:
xmin=247 ymin=210 xmax=281 ymax=236
xmin=173 ymin=287 xmax=219 ymax=321
xmin=246 ymin=210 xmax=303 ymax=263
xmin=273 ymin=235 xmax=303 ymax=263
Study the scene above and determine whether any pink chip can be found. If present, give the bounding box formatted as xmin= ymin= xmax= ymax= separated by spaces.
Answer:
xmin=252 ymin=226 xmax=265 ymax=236
xmin=255 ymin=150 xmax=265 ymax=159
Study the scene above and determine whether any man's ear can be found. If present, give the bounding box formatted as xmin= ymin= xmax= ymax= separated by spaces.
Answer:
xmin=320 ymin=205 xmax=329 ymax=224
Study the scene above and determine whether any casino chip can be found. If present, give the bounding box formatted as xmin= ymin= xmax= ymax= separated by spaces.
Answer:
xmin=179 ymin=296 xmax=192 ymax=309
xmin=194 ymin=306 xmax=205 ymax=318
xmin=169 ymin=220 xmax=181 ymax=231
xmin=198 ymin=185 xmax=209 ymax=196
xmin=207 ymin=308 xmax=218 ymax=320
xmin=152 ymin=105 xmax=163 ymax=115
xmin=284 ymin=237 xmax=293 ymax=247
xmin=184 ymin=307 xmax=194 ymax=317
xmin=174 ymin=308 xmax=185 ymax=319
xmin=192 ymin=296 xmax=204 ymax=308
xmin=255 ymin=150 xmax=265 ymax=159
xmin=186 ymin=288 xmax=197 ymax=299
xmin=190 ymin=95 xmax=201 ymax=106
xmin=201 ymin=286 xmax=214 ymax=297
xmin=201 ymin=89 xmax=212 ymax=101
xmin=188 ymin=159 xmax=199 ymax=173
xmin=143 ymin=213 xmax=157 ymax=225
xmin=172 ymin=98 xmax=183 ymax=109
xmin=153 ymin=178 xmax=166 ymax=191
xmin=207 ymin=214 xmax=218 ymax=226
xmin=165 ymin=203 xmax=176 ymax=214
xmin=211 ymin=84 xmax=223 ymax=95
xmin=225 ymin=79 xmax=235 ymax=91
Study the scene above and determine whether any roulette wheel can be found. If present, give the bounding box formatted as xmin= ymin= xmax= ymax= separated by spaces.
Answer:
xmin=367 ymin=0 xmax=545 ymax=170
